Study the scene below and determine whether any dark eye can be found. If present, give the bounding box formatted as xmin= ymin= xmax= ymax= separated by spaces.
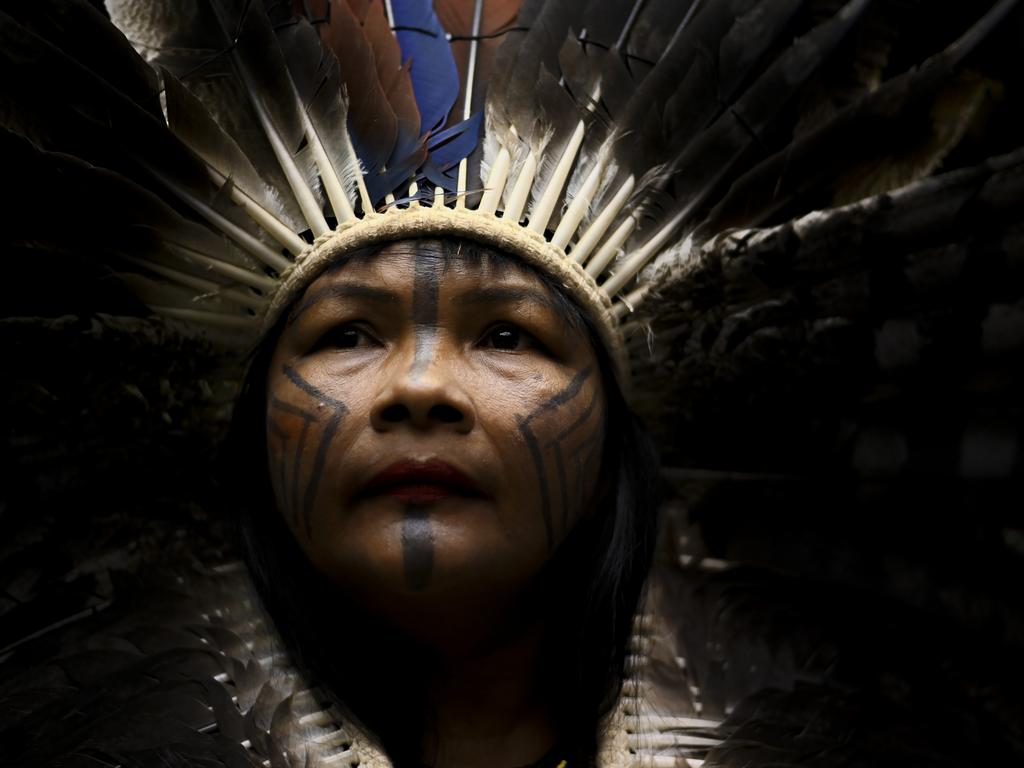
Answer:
xmin=482 ymin=323 xmax=533 ymax=351
xmin=317 ymin=324 xmax=374 ymax=350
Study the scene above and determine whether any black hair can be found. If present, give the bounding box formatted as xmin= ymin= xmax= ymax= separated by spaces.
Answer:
xmin=225 ymin=238 xmax=661 ymax=765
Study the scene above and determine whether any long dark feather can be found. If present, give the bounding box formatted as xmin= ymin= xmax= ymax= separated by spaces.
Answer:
xmin=501 ymin=0 xmax=586 ymax=127
xmin=0 ymin=5 xmax=294 ymax=271
xmin=600 ymin=0 xmax=872 ymax=295
xmin=203 ymin=0 xmax=331 ymax=233
xmin=556 ymin=0 xmax=703 ymax=193
xmin=0 ymin=10 xmax=215 ymax=209
xmin=113 ymin=0 xmax=327 ymax=234
xmin=356 ymin=0 xmax=424 ymax=172
xmin=2 ymin=128 xmax=265 ymax=325
xmin=696 ymin=0 xmax=1022 ymax=240
xmin=163 ymin=68 xmax=307 ymax=240
xmin=590 ymin=0 xmax=762 ymax=193
xmin=5 ymin=0 xmax=163 ymax=119
xmin=315 ymin=0 xmax=399 ymax=202
xmin=486 ymin=0 xmax=546 ymax=107
xmin=273 ymin=11 xmax=367 ymax=220
xmin=564 ymin=0 xmax=741 ymax=220
xmin=619 ymin=0 xmax=702 ymax=75
xmin=641 ymin=0 xmax=805 ymax=172
xmin=0 ymin=10 xmax=292 ymax=289
xmin=556 ymin=0 xmax=638 ymax=108
xmin=656 ymin=0 xmax=866 ymax=222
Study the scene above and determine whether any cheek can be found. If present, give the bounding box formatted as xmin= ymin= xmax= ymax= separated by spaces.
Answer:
xmin=264 ymin=361 xmax=357 ymax=540
xmin=489 ymin=368 xmax=606 ymax=552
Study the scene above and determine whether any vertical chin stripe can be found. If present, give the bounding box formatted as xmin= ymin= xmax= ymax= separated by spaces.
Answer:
xmin=402 ymin=506 xmax=435 ymax=591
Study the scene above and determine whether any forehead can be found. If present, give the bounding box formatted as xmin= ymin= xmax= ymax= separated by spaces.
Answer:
xmin=312 ymin=240 xmax=547 ymax=291
xmin=281 ymin=239 xmax=595 ymax=341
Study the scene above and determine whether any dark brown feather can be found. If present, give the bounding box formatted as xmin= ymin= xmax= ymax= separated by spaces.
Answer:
xmin=317 ymin=0 xmax=398 ymax=183
xmin=360 ymin=0 xmax=422 ymax=161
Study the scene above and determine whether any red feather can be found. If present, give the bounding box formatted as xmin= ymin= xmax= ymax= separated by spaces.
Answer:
xmin=344 ymin=0 xmax=372 ymax=21
xmin=361 ymin=0 xmax=422 ymax=150
xmin=434 ymin=0 xmax=525 ymax=125
xmin=315 ymin=0 xmax=398 ymax=178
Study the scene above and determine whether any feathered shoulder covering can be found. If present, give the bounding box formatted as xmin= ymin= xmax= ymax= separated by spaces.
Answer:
xmin=3 ymin=491 xmax=1024 ymax=767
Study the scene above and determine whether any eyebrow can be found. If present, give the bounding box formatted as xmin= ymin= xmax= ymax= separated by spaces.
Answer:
xmin=287 ymin=283 xmax=401 ymax=325
xmin=452 ymin=285 xmax=558 ymax=311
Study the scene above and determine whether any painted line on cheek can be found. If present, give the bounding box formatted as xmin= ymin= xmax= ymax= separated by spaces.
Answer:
xmin=267 ymin=418 xmax=288 ymax=440
xmin=302 ymin=410 xmax=344 ymax=538
xmin=517 ymin=367 xmax=594 ymax=549
xmin=526 ymin=368 xmax=594 ymax=420
xmin=408 ymin=255 xmax=441 ymax=380
xmin=547 ymin=395 xmax=598 ymax=534
xmin=401 ymin=505 xmax=435 ymax=591
xmin=281 ymin=366 xmax=349 ymax=538
xmin=269 ymin=393 xmax=318 ymax=529
xmin=518 ymin=421 xmax=553 ymax=548
xmin=554 ymin=393 xmax=598 ymax=443
xmin=283 ymin=365 xmax=348 ymax=410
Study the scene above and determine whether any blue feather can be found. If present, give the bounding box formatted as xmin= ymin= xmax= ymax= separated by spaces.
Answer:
xmin=419 ymin=112 xmax=484 ymax=193
xmin=421 ymin=159 xmax=459 ymax=192
xmin=427 ymin=111 xmax=483 ymax=171
xmin=390 ymin=0 xmax=460 ymax=134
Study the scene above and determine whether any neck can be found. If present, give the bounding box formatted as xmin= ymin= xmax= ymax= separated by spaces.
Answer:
xmin=419 ymin=617 xmax=559 ymax=768
xmin=361 ymin=587 xmax=564 ymax=768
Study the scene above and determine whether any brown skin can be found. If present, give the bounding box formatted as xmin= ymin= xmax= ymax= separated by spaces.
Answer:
xmin=265 ymin=241 xmax=606 ymax=767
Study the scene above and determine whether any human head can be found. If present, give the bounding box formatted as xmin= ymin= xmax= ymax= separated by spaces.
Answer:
xmin=262 ymin=239 xmax=609 ymax=636
xmin=228 ymin=237 xmax=660 ymax=756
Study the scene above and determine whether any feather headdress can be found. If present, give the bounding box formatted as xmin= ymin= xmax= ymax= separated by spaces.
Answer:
xmin=2 ymin=0 xmax=1022 ymax=377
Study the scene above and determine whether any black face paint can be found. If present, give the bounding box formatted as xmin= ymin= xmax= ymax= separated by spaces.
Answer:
xmin=550 ymin=394 xmax=600 ymax=531
xmin=267 ymin=364 xmax=349 ymax=537
xmin=517 ymin=367 xmax=595 ymax=549
xmin=267 ymin=399 xmax=314 ymax=529
xmin=401 ymin=505 xmax=435 ymax=591
xmin=408 ymin=254 xmax=441 ymax=380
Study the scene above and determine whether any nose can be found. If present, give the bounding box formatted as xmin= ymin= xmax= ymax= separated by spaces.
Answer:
xmin=370 ymin=348 xmax=476 ymax=434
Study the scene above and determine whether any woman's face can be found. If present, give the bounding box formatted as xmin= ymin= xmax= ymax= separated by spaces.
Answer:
xmin=265 ymin=242 xmax=606 ymax=622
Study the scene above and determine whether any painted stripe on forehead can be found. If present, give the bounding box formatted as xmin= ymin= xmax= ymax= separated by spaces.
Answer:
xmin=408 ymin=254 xmax=441 ymax=380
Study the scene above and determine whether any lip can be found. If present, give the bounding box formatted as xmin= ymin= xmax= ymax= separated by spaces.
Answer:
xmin=358 ymin=459 xmax=486 ymax=505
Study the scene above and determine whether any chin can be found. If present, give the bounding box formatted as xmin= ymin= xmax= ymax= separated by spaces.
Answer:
xmin=314 ymin=529 xmax=542 ymax=640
